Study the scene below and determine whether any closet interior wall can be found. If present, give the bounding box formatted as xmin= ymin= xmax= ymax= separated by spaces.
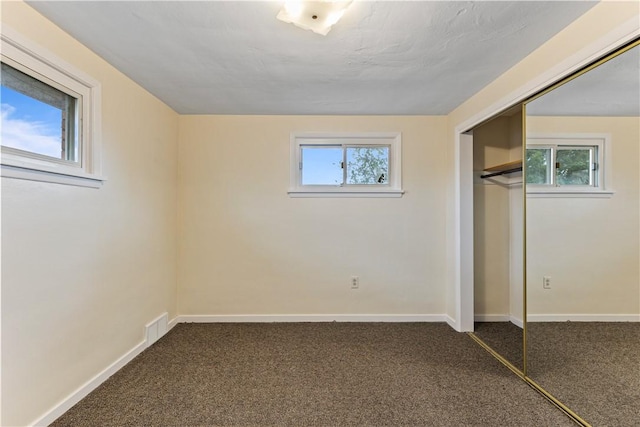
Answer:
xmin=473 ymin=112 xmax=524 ymax=328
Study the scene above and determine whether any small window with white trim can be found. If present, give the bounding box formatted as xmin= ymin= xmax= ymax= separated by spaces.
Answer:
xmin=1 ymin=26 xmax=103 ymax=188
xmin=289 ymin=133 xmax=403 ymax=197
xmin=2 ymin=62 xmax=80 ymax=163
xmin=526 ymin=135 xmax=610 ymax=196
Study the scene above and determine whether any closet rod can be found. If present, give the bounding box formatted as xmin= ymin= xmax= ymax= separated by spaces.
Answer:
xmin=480 ymin=166 xmax=523 ymax=179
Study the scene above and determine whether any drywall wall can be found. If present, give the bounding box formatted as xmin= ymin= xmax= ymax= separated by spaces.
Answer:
xmin=445 ymin=1 xmax=640 ymax=324
xmin=178 ymin=115 xmax=448 ymax=316
xmin=1 ymin=2 xmax=179 ymax=426
xmin=508 ymin=113 xmax=524 ymax=323
xmin=473 ymin=117 xmax=512 ymax=318
xmin=526 ymin=116 xmax=639 ymax=317
xmin=472 ymin=113 xmax=523 ymax=322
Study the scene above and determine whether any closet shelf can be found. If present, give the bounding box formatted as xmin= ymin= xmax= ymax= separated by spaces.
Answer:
xmin=481 ymin=160 xmax=522 ymax=179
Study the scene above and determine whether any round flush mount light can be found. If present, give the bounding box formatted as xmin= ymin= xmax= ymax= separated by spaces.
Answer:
xmin=277 ymin=1 xmax=353 ymax=36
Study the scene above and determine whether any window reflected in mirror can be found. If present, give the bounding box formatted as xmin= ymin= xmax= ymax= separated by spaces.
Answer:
xmin=524 ymin=41 xmax=639 ymax=426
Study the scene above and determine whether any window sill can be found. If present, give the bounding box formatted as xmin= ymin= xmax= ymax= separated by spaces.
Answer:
xmin=527 ymin=189 xmax=614 ymax=198
xmin=288 ymin=189 xmax=404 ymax=198
xmin=1 ymin=163 xmax=105 ymax=188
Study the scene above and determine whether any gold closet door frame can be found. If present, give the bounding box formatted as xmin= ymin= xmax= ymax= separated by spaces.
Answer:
xmin=469 ymin=37 xmax=639 ymax=427
xmin=520 ymin=37 xmax=640 ymax=427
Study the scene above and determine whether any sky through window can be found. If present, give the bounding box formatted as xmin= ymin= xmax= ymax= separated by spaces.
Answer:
xmin=1 ymin=84 xmax=64 ymax=158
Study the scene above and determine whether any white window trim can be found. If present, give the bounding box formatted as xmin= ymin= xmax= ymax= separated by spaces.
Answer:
xmin=526 ymin=133 xmax=613 ymax=198
xmin=288 ymin=132 xmax=404 ymax=198
xmin=1 ymin=25 xmax=104 ymax=188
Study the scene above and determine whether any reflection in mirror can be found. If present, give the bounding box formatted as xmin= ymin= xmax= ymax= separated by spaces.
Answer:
xmin=472 ymin=105 xmax=524 ymax=371
xmin=525 ymin=42 xmax=640 ymax=426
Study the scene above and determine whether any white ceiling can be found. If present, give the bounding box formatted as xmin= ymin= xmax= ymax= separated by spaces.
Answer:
xmin=26 ymin=1 xmax=598 ymax=115
xmin=527 ymin=44 xmax=640 ymax=117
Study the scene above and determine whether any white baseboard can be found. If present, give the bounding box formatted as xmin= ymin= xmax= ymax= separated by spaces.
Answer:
xmin=475 ymin=314 xmax=510 ymax=322
xmin=510 ymin=316 xmax=524 ymax=328
xmin=177 ymin=314 xmax=448 ymax=323
xmin=478 ymin=314 xmax=639 ymax=323
xmin=30 ymin=340 xmax=146 ymax=427
xmin=31 ymin=312 xmax=174 ymax=426
xmin=474 ymin=314 xmax=524 ymax=329
xmin=445 ymin=315 xmax=458 ymax=330
xmin=168 ymin=316 xmax=179 ymax=331
xmin=28 ymin=312 xmax=449 ymax=425
xmin=527 ymin=314 xmax=640 ymax=322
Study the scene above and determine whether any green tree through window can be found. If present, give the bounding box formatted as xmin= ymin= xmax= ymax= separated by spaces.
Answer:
xmin=291 ymin=133 xmax=402 ymax=196
xmin=526 ymin=144 xmax=596 ymax=187
xmin=526 ymin=148 xmax=550 ymax=184
xmin=347 ymin=146 xmax=389 ymax=184
xmin=556 ymin=149 xmax=591 ymax=185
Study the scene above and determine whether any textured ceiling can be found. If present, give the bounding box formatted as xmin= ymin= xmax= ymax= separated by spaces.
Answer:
xmin=27 ymin=1 xmax=598 ymax=115
xmin=528 ymin=44 xmax=640 ymax=117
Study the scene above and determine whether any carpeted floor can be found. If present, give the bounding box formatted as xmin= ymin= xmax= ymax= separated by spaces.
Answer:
xmin=527 ymin=322 xmax=640 ymax=427
xmin=51 ymin=323 xmax=575 ymax=426
xmin=473 ymin=322 xmax=524 ymax=371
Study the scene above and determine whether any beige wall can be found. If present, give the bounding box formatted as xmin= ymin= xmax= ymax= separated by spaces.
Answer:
xmin=473 ymin=114 xmax=523 ymax=321
xmin=508 ymin=114 xmax=524 ymax=322
xmin=526 ymin=116 xmax=640 ymax=316
xmin=2 ymin=0 xmax=638 ymax=425
xmin=1 ymin=2 xmax=179 ymax=425
xmin=178 ymin=116 xmax=448 ymax=316
xmin=473 ymin=117 xmax=512 ymax=317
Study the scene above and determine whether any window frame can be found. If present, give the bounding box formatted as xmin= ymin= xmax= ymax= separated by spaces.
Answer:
xmin=1 ymin=25 xmax=104 ymax=188
xmin=526 ymin=134 xmax=612 ymax=198
xmin=289 ymin=132 xmax=403 ymax=198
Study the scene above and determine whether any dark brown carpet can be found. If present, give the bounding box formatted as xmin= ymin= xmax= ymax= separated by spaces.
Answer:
xmin=473 ymin=322 xmax=524 ymax=371
xmin=527 ymin=322 xmax=640 ymax=427
xmin=51 ymin=323 xmax=575 ymax=426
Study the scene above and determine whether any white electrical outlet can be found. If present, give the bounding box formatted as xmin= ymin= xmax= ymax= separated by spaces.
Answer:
xmin=543 ymin=276 xmax=551 ymax=289
xmin=351 ymin=276 xmax=359 ymax=289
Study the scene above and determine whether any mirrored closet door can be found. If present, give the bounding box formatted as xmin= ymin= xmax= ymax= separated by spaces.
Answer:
xmin=471 ymin=105 xmax=524 ymax=372
xmin=524 ymin=40 xmax=640 ymax=426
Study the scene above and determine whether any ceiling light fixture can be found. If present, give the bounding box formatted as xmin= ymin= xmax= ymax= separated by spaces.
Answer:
xmin=277 ymin=1 xmax=353 ymax=36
